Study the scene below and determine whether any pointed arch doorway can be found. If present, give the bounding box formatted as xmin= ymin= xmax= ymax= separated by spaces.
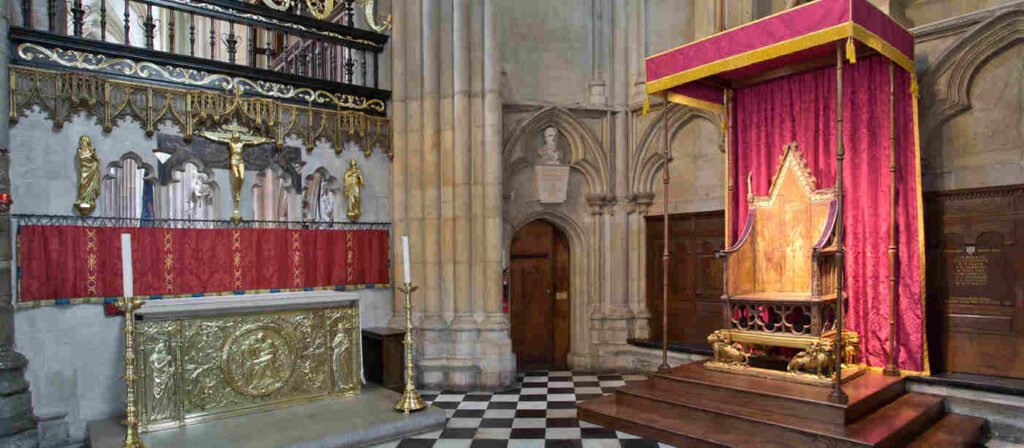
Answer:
xmin=510 ymin=220 xmax=571 ymax=371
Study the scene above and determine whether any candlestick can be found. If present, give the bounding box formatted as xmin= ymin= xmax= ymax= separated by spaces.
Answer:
xmin=402 ymin=235 xmax=411 ymax=284
xmin=121 ymin=234 xmax=134 ymax=297
xmin=394 ymin=282 xmax=426 ymax=414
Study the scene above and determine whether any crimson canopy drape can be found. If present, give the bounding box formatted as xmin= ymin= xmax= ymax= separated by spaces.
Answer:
xmin=730 ymin=55 xmax=925 ymax=373
xmin=18 ymin=226 xmax=390 ymax=305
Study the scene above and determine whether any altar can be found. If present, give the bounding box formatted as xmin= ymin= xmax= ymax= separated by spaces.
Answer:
xmin=88 ymin=290 xmax=446 ymax=448
xmin=133 ymin=291 xmax=363 ymax=431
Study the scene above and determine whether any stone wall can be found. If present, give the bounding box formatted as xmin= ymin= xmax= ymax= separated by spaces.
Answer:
xmin=7 ymin=108 xmax=394 ymax=444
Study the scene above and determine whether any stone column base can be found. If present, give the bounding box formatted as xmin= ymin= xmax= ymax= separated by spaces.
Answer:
xmin=0 ymin=348 xmax=37 ymax=447
xmin=416 ymin=314 xmax=515 ymax=391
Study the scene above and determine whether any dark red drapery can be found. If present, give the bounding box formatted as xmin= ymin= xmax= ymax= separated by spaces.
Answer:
xmin=730 ymin=56 xmax=925 ymax=373
xmin=18 ymin=226 xmax=390 ymax=304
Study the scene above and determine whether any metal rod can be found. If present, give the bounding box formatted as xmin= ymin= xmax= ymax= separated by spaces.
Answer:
xmin=46 ymin=0 xmax=56 ymax=32
xmin=123 ymin=0 xmax=130 ymax=45
xmin=189 ymin=13 xmax=195 ymax=56
xmin=22 ymin=0 xmax=32 ymax=28
xmin=10 ymin=214 xmax=392 ymax=230
xmin=830 ymin=41 xmax=849 ymax=405
xmin=100 ymin=0 xmax=107 ymax=41
xmin=265 ymin=29 xmax=273 ymax=69
xmin=209 ymin=16 xmax=216 ymax=59
xmin=658 ymin=94 xmax=671 ymax=373
xmin=168 ymin=12 xmax=176 ymax=54
xmin=71 ymin=0 xmax=84 ymax=36
xmin=716 ymin=0 xmax=724 ymax=32
xmin=143 ymin=4 xmax=155 ymax=49
xmin=248 ymin=24 xmax=256 ymax=67
xmin=884 ymin=61 xmax=900 ymax=377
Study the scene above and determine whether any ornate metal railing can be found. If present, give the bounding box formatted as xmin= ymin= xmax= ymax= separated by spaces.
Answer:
xmin=14 ymin=0 xmax=390 ymax=115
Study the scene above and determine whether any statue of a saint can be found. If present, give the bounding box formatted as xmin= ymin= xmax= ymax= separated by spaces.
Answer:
xmin=343 ymin=160 xmax=364 ymax=222
xmin=74 ymin=136 xmax=101 ymax=216
xmin=188 ymin=173 xmax=214 ymax=220
xmin=318 ymin=178 xmax=335 ymax=222
xmin=198 ymin=128 xmax=272 ymax=223
xmin=537 ymin=127 xmax=561 ymax=165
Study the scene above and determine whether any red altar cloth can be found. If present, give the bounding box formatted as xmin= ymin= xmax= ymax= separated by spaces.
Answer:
xmin=17 ymin=226 xmax=390 ymax=306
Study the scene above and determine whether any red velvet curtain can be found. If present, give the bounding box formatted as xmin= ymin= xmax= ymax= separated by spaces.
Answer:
xmin=730 ymin=55 xmax=925 ymax=373
xmin=18 ymin=226 xmax=390 ymax=303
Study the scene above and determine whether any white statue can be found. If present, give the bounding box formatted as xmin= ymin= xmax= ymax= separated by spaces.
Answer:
xmin=188 ymin=173 xmax=213 ymax=219
xmin=537 ymin=127 xmax=562 ymax=165
xmin=317 ymin=178 xmax=334 ymax=222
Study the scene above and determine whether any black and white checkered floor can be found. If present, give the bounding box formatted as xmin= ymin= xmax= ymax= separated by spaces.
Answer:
xmin=370 ymin=371 xmax=671 ymax=448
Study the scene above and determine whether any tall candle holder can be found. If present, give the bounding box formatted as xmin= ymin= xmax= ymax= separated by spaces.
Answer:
xmin=393 ymin=282 xmax=426 ymax=413
xmin=116 ymin=296 xmax=146 ymax=448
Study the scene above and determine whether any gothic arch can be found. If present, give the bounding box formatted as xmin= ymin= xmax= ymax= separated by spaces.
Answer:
xmin=504 ymin=208 xmax=592 ymax=367
xmin=631 ymin=105 xmax=721 ymax=195
xmin=502 ymin=106 xmax=610 ymax=195
xmin=920 ymin=6 xmax=1024 ymax=139
xmin=103 ymin=151 xmax=157 ymax=182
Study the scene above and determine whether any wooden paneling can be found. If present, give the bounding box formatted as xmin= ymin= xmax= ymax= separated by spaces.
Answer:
xmin=925 ymin=185 xmax=1024 ymax=378
xmin=646 ymin=211 xmax=725 ymax=346
xmin=510 ymin=220 xmax=571 ymax=371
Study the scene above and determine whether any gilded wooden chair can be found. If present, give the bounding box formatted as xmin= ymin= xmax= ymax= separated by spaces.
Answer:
xmin=709 ymin=142 xmax=860 ymax=385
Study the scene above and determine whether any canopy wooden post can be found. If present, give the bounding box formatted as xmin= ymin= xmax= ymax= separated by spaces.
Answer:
xmin=658 ymin=93 xmax=671 ymax=373
xmin=830 ymin=41 xmax=849 ymax=405
xmin=884 ymin=62 xmax=901 ymax=377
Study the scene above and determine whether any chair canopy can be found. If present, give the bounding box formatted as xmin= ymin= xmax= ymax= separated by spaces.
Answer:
xmin=644 ymin=0 xmax=914 ymax=112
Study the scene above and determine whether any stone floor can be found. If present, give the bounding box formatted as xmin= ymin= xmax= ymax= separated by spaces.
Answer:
xmin=370 ymin=371 xmax=665 ymax=448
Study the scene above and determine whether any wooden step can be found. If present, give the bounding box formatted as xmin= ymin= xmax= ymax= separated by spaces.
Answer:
xmin=906 ymin=414 xmax=987 ymax=448
xmin=845 ymin=393 xmax=946 ymax=447
xmin=584 ymin=382 xmax=946 ymax=447
xmin=580 ymin=393 xmax=806 ymax=448
xmin=652 ymin=361 xmax=905 ymax=426
xmin=613 ymin=381 xmax=868 ymax=447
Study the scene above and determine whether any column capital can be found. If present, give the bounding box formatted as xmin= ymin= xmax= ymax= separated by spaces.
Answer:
xmin=586 ymin=194 xmax=613 ymax=215
xmin=626 ymin=192 xmax=655 ymax=215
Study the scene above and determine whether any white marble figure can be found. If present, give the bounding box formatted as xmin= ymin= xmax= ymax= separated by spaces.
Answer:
xmin=188 ymin=174 xmax=214 ymax=220
xmin=537 ymin=127 xmax=562 ymax=165
xmin=317 ymin=178 xmax=335 ymax=222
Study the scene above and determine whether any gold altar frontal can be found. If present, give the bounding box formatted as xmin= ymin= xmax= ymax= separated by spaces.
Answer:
xmin=134 ymin=293 xmax=362 ymax=432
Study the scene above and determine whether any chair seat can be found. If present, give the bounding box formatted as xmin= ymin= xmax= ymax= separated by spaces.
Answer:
xmin=730 ymin=291 xmax=839 ymax=303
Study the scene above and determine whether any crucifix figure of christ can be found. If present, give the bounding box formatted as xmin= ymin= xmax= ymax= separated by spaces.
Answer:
xmin=198 ymin=126 xmax=273 ymax=223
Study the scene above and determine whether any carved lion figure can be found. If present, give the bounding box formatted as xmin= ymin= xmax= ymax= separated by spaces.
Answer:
xmin=708 ymin=331 xmax=749 ymax=367
xmin=787 ymin=340 xmax=835 ymax=378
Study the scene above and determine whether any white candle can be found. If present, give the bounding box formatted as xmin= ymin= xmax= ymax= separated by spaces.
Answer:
xmin=121 ymin=233 xmax=134 ymax=297
xmin=402 ymin=235 xmax=411 ymax=284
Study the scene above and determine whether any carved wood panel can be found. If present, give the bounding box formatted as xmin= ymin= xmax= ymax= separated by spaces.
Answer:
xmin=646 ymin=211 xmax=724 ymax=347
xmin=925 ymin=185 xmax=1024 ymax=378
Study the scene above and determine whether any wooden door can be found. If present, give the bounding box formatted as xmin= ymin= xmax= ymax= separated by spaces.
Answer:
xmin=926 ymin=186 xmax=1024 ymax=378
xmin=646 ymin=211 xmax=725 ymax=347
xmin=510 ymin=220 xmax=571 ymax=371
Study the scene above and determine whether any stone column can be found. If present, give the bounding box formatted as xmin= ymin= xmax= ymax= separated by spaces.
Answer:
xmin=610 ymin=0 xmax=633 ymax=318
xmin=419 ymin=0 xmax=450 ymax=385
xmin=588 ymin=0 xmax=609 ymax=105
xmin=628 ymin=193 xmax=654 ymax=339
xmin=628 ymin=0 xmax=646 ymax=104
xmin=405 ymin=0 xmax=425 ymax=319
xmin=0 ymin=0 xmax=39 ymax=445
xmin=450 ymin=0 xmax=477 ymax=374
xmin=439 ymin=0 xmax=455 ymax=324
xmin=477 ymin=0 xmax=514 ymax=388
xmin=389 ymin=0 xmax=408 ymax=327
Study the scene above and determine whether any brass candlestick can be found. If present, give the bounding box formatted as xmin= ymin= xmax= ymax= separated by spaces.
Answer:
xmin=394 ymin=282 xmax=426 ymax=414
xmin=116 ymin=296 xmax=146 ymax=448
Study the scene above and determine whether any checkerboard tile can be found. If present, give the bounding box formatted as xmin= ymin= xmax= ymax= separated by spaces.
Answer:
xmin=370 ymin=372 xmax=673 ymax=448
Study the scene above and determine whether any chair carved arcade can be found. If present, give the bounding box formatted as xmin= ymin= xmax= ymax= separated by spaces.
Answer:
xmin=709 ymin=143 xmax=861 ymax=386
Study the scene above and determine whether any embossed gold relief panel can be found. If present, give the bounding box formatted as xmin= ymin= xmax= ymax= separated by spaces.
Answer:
xmin=136 ymin=304 xmax=361 ymax=432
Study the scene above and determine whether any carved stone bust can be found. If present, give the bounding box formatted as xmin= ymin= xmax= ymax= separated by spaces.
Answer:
xmin=536 ymin=127 xmax=562 ymax=165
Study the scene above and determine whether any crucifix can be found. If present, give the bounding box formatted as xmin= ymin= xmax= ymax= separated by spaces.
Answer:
xmin=198 ymin=125 xmax=273 ymax=223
